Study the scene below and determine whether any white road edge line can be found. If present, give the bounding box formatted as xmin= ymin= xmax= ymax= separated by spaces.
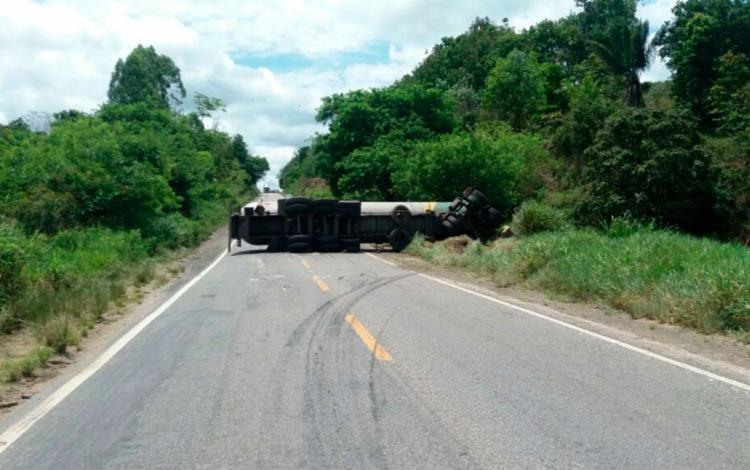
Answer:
xmin=0 ymin=245 xmax=232 ymax=454
xmin=365 ymin=252 xmax=750 ymax=393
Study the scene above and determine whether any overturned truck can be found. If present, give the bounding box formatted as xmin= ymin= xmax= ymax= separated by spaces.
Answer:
xmin=228 ymin=188 xmax=503 ymax=253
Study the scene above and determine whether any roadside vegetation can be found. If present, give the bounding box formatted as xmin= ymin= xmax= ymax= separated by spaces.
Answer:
xmin=279 ymin=0 xmax=750 ymax=340
xmin=0 ymin=45 xmax=269 ymax=381
xmin=407 ymin=219 xmax=750 ymax=341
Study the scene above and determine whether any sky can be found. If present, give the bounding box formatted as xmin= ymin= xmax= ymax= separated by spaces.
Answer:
xmin=0 ymin=0 xmax=677 ymax=187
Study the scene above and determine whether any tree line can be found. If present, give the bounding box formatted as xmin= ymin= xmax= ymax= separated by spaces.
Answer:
xmin=1 ymin=45 xmax=268 ymax=244
xmin=0 ymin=45 xmax=269 ymax=332
xmin=280 ymin=0 xmax=750 ymax=241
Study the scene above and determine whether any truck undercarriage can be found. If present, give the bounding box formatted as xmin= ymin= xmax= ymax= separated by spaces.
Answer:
xmin=228 ymin=188 xmax=503 ymax=253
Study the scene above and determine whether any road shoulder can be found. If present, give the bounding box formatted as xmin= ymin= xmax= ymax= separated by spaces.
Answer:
xmin=0 ymin=227 xmax=231 ymax=422
xmin=376 ymin=250 xmax=750 ymax=387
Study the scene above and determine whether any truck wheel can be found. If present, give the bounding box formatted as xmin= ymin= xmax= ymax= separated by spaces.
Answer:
xmin=285 ymin=204 xmax=309 ymax=215
xmin=288 ymin=242 xmax=312 ymax=253
xmin=390 ymin=204 xmax=412 ymax=225
xmin=465 ymin=190 xmax=489 ymax=208
xmin=317 ymin=235 xmax=339 ymax=245
xmin=481 ymin=207 xmax=502 ymax=226
xmin=342 ymin=239 xmax=361 ymax=253
xmin=288 ymin=234 xmax=313 ymax=245
xmin=312 ymin=199 xmax=337 ymax=214
xmin=441 ymin=214 xmax=465 ymax=233
xmin=318 ymin=243 xmax=342 ymax=253
xmin=284 ymin=197 xmax=311 ymax=215
xmin=388 ymin=228 xmax=412 ymax=252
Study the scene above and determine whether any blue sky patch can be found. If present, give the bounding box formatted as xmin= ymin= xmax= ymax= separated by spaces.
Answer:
xmin=230 ymin=40 xmax=391 ymax=72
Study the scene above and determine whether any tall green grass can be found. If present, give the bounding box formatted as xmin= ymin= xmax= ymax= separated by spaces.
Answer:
xmin=0 ymin=224 xmax=154 ymax=352
xmin=408 ymin=225 xmax=750 ymax=336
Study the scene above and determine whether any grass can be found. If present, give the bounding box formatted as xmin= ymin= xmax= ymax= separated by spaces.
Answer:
xmin=0 ymin=347 xmax=53 ymax=383
xmin=407 ymin=224 xmax=750 ymax=338
xmin=0 ymin=201 xmax=235 ymax=383
xmin=510 ymin=200 xmax=569 ymax=236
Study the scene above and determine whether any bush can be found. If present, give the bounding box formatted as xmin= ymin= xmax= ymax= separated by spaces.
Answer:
xmin=0 ymin=238 xmax=26 ymax=307
xmin=394 ymin=124 xmax=546 ymax=219
xmin=511 ymin=201 xmax=568 ymax=236
xmin=144 ymin=214 xmax=198 ymax=250
xmin=575 ymin=107 xmax=721 ymax=235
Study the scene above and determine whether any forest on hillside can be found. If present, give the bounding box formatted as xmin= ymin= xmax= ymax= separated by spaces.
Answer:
xmin=280 ymin=0 xmax=750 ymax=242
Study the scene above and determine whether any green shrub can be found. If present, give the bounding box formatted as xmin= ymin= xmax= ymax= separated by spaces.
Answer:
xmin=394 ymin=124 xmax=546 ymax=219
xmin=602 ymin=216 xmax=655 ymax=238
xmin=145 ymin=214 xmax=198 ymax=250
xmin=511 ymin=201 xmax=568 ymax=236
xmin=0 ymin=239 xmax=25 ymax=307
xmin=575 ymin=107 xmax=721 ymax=235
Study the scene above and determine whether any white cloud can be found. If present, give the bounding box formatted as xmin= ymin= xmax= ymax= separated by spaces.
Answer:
xmin=1 ymin=0 xmax=677 ymax=186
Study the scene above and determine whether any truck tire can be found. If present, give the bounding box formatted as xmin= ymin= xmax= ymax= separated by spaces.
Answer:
xmin=388 ymin=227 xmax=412 ymax=252
xmin=481 ymin=206 xmax=502 ymax=225
xmin=390 ymin=204 xmax=412 ymax=225
xmin=284 ymin=197 xmax=310 ymax=215
xmin=266 ymin=237 xmax=287 ymax=252
xmin=316 ymin=235 xmax=339 ymax=245
xmin=312 ymin=199 xmax=337 ymax=214
xmin=288 ymin=234 xmax=313 ymax=245
xmin=342 ymin=239 xmax=361 ymax=253
xmin=318 ymin=243 xmax=342 ymax=253
xmin=465 ymin=189 xmax=489 ymax=208
xmin=316 ymin=235 xmax=340 ymax=252
xmin=441 ymin=214 xmax=465 ymax=233
xmin=288 ymin=242 xmax=312 ymax=253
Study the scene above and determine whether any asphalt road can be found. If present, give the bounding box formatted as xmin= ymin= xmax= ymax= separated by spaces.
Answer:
xmin=1 ymin=215 xmax=749 ymax=468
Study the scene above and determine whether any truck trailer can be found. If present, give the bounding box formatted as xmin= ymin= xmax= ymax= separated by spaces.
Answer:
xmin=228 ymin=188 xmax=503 ymax=253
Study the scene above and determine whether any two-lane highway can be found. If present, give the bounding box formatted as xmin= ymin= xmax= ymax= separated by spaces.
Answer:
xmin=0 ymin=237 xmax=749 ymax=468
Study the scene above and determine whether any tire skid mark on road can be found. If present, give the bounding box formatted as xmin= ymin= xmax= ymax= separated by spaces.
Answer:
xmin=302 ymin=274 xmax=411 ymax=467
xmin=259 ymin=272 xmax=412 ymax=468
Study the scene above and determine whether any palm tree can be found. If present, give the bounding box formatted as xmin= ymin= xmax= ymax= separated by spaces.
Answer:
xmin=577 ymin=0 xmax=654 ymax=106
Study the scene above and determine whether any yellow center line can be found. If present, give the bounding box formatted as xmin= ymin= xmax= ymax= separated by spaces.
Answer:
xmin=344 ymin=314 xmax=392 ymax=362
xmin=300 ymin=259 xmax=311 ymax=270
xmin=312 ymin=275 xmax=330 ymax=292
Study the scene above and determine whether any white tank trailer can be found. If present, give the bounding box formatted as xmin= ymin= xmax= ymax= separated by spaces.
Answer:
xmin=228 ymin=188 xmax=502 ymax=253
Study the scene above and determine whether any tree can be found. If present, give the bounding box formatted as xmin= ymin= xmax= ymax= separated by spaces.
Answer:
xmin=654 ymin=0 xmax=750 ymax=121
xmin=312 ymin=83 xmax=455 ymax=195
xmin=552 ymin=74 xmax=615 ymax=163
xmin=576 ymin=0 xmax=652 ymax=106
xmin=393 ymin=125 xmax=545 ymax=218
xmin=107 ymin=45 xmax=186 ymax=109
xmin=194 ymin=93 xmax=226 ymax=119
xmin=231 ymin=134 xmax=269 ymax=186
xmin=576 ymin=107 xmax=721 ymax=234
xmin=483 ymin=50 xmax=546 ymax=130
xmin=411 ymin=17 xmax=520 ymax=91
xmin=708 ymin=51 xmax=750 ymax=133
